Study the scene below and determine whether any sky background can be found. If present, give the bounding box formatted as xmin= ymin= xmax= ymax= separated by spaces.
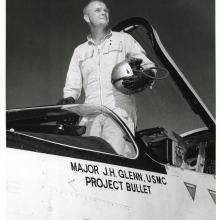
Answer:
xmin=6 ymin=0 xmax=215 ymax=133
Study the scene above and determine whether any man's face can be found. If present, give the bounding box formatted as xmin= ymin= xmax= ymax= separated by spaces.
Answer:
xmin=84 ymin=1 xmax=109 ymax=27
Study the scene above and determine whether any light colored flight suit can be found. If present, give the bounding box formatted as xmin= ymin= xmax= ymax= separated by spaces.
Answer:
xmin=63 ymin=31 xmax=154 ymax=156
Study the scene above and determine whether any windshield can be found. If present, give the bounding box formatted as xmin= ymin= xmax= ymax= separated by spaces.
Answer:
xmin=6 ymin=104 xmax=137 ymax=159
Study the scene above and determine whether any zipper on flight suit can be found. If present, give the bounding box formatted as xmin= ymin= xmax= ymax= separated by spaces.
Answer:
xmin=97 ymin=45 xmax=103 ymax=106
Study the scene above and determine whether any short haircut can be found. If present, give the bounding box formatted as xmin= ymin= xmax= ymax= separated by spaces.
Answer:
xmin=83 ymin=0 xmax=106 ymax=15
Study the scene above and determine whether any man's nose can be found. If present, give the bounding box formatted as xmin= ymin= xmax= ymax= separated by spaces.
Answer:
xmin=101 ymin=10 xmax=107 ymax=15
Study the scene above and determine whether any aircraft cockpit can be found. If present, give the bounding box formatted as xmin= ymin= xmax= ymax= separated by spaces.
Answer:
xmin=136 ymin=127 xmax=215 ymax=175
xmin=6 ymin=104 xmax=138 ymax=159
xmin=111 ymin=17 xmax=215 ymax=176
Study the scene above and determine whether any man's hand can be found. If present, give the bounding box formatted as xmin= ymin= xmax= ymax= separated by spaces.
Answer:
xmin=127 ymin=57 xmax=143 ymax=70
xmin=56 ymin=97 xmax=76 ymax=128
xmin=56 ymin=97 xmax=75 ymax=105
xmin=122 ymin=57 xmax=156 ymax=91
xmin=122 ymin=57 xmax=146 ymax=90
xmin=122 ymin=70 xmax=149 ymax=91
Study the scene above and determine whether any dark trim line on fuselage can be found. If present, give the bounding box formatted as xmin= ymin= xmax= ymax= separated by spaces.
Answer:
xmin=6 ymin=130 xmax=167 ymax=174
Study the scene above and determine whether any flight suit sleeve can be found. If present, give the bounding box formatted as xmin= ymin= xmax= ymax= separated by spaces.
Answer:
xmin=123 ymin=33 xmax=155 ymax=68
xmin=63 ymin=48 xmax=82 ymax=100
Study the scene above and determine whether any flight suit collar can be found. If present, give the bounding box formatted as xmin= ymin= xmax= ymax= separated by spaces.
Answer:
xmin=87 ymin=29 xmax=112 ymax=45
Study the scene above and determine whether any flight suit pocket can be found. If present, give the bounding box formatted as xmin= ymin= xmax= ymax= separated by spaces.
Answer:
xmin=103 ymin=41 xmax=123 ymax=67
xmin=103 ymin=41 xmax=123 ymax=54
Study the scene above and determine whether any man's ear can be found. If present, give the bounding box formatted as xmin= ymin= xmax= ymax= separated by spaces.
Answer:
xmin=84 ymin=14 xmax=90 ymax=23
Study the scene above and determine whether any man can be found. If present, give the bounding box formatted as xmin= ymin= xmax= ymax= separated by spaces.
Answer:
xmin=58 ymin=0 xmax=155 ymax=156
